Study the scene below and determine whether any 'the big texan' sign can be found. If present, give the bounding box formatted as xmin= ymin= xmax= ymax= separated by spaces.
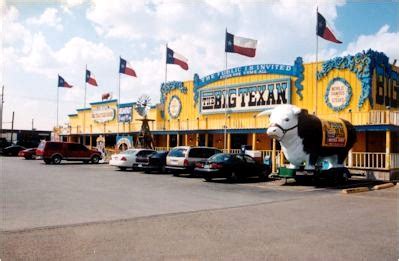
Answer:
xmin=200 ymin=78 xmax=291 ymax=114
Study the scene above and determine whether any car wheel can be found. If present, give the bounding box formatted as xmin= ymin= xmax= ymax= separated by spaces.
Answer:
xmin=44 ymin=159 xmax=51 ymax=164
xmin=258 ymin=170 xmax=268 ymax=181
xmin=204 ymin=174 xmax=212 ymax=182
xmin=118 ymin=167 xmax=127 ymax=171
xmin=161 ymin=165 xmax=166 ymax=173
xmin=52 ymin=155 xmax=62 ymax=164
xmin=91 ymin=155 xmax=100 ymax=164
xmin=228 ymin=171 xmax=239 ymax=182
xmin=173 ymin=172 xmax=179 ymax=177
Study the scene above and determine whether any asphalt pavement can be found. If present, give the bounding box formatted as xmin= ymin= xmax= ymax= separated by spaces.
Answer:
xmin=0 ymin=156 xmax=397 ymax=260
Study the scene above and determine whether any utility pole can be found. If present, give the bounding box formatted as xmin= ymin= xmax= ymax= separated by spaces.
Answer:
xmin=11 ymin=111 xmax=14 ymax=144
xmin=0 ymin=85 xmax=4 ymax=134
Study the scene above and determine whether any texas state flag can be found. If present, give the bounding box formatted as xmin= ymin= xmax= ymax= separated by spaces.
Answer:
xmin=317 ymin=12 xmax=342 ymax=44
xmin=86 ymin=69 xmax=98 ymax=86
xmin=58 ymin=75 xmax=72 ymax=88
xmin=166 ymin=47 xmax=189 ymax=70
xmin=119 ymin=57 xmax=137 ymax=77
xmin=225 ymin=32 xmax=257 ymax=57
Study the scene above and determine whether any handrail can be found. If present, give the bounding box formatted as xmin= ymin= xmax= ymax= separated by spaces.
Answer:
xmin=346 ymin=152 xmax=388 ymax=169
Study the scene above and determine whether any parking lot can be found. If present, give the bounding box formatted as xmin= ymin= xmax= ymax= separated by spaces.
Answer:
xmin=1 ymin=156 xmax=397 ymax=260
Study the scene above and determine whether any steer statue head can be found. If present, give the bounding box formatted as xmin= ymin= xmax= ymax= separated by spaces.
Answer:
xmin=258 ymin=105 xmax=301 ymax=141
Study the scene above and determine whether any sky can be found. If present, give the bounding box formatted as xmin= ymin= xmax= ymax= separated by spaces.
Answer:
xmin=1 ymin=0 xmax=399 ymax=131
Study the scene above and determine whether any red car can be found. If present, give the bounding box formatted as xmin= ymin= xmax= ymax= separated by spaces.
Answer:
xmin=36 ymin=141 xmax=102 ymax=164
xmin=18 ymin=148 xmax=37 ymax=160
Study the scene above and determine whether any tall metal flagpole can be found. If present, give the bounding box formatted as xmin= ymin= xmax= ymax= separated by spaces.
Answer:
xmin=117 ymin=56 xmax=121 ymax=142
xmin=223 ymin=28 xmax=228 ymax=152
xmin=165 ymin=44 xmax=168 ymax=90
xmin=83 ymin=64 xmax=87 ymax=144
xmin=0 ymin=85 xmax=4 ymax=133
xmin=164 ymin=44 xmax=168 ymax=135
xmin=315 ymin=6 xmax=319 ymax=115
xmin=56 ymin=78 xmax=59 ymax=130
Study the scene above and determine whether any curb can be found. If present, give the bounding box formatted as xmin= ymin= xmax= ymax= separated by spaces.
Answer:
xmin=342 ymin=182 xmax=397 ymax=194
xmin=372 ymin=183 xmax=396 ymax=190
xmin=341 ymin=187 xmax=370 ymax=194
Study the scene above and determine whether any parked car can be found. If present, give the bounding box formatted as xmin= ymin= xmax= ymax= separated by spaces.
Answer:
xmin=0 ymin=138 xmax=11 ymax=150
xmin=18 ymin=148 xmax=37 ymax=159
xmin=36 ymin=141 xmax=101 ymax=164
xmin=195 ymin=153 xmax=268 ymax=182
xmin=166 ymin=146 xmax=222 ymax=175
xmin=109 ymin=148 xmax=156 ymax=171
xmin=0 ymin=145 xmax=26 ymax=156
xmin=140 ymin=151 xmax=169 ymax=173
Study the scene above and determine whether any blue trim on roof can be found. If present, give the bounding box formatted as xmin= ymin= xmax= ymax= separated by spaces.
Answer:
xmin=68 ymin=114 xmax=78 ymax=117
xmin=355 ymin=125 xmax=399 ymax=132
xmin=90 ymin=99 xmax=118 ymax=105
xmin=119 ymin=102 xmax=135 ymax=108
xmin=76 ymin=108 xmax=91 ymax=112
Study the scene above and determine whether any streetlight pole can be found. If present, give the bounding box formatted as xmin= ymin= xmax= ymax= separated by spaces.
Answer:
xmin=0 ymin=85 xmax=4 ymax=134
xmin=10 ymin=111 xmax=14 ymax=144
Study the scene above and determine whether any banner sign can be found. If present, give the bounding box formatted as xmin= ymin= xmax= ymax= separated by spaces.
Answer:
xmin=92 ymin=106 xmax=115 ymax=123
xmin=193 ymin=57 xmax=304 ymax=105
xmin=118 ymin=106 xmax=133 ymax=122
xmin=200 ymin=79 xmax=291 ymax=114
xmin=321 ymin=119 xmax=348 ymax=147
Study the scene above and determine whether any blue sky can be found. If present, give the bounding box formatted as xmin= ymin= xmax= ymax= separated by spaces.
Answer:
xmin=2 ymin=0 xmax=399 ymax=130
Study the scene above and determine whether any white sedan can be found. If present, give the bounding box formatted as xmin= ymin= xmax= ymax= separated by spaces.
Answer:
xmin=109 ymin=149 xmax=155 ymax=171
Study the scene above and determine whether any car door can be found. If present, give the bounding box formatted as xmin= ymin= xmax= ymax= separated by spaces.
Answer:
xmin=243 ymin=155 xmax=258 ymax=176
xmin=66 ymin=143 xmax=85 ymax=159
xmin=234 ymin=154 xmax=246 ymax=175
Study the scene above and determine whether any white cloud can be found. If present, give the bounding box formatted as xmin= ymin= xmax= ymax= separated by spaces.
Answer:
xmin=2 ymin=4 xmax=116 ymax=129
xmin=83 ymin=0 xmax=348 ymax=106
xmin=63 ymin=0 xmax=86 ymax=8
xmin=26 ymin=8 xmax=63 ymax=31
xmin=343 ymin=25 xmax=399 ymax=62
xmin=303 ymin=24 xmax=399 ymax=63
xmin=2 ymin=5 xmax=33 ymax=51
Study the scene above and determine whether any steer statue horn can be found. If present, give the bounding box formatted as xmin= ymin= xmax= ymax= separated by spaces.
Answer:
xmin=258 ymin=105 xmax=356 ymax=170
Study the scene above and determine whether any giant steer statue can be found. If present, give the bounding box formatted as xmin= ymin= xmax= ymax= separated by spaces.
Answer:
xmin=259 ymin=105 xmax=356 ymax=170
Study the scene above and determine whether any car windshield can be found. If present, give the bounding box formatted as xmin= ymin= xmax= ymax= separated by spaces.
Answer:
xmin=169 ymin=148 xmax=187 ymax=157
xmin=208 ymin=153 xmax=231 ymax=163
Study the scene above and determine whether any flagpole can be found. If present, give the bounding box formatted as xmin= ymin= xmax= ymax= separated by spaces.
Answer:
xmin=315 ymin=6 xmax=319 ymax=115
xmin=224 ymin=28 xmax=228 ymax=152
xmin=56 ymin=76 xmax=59 ymax=131
xmin=117 ymin=56 xmax=121 ymax=142
xmin=164 ymin=43 xmax=168 ymax=136
xmin=83 ymin=64 xmax=87 ymax=144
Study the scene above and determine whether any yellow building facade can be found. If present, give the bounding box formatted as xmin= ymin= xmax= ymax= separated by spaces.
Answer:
xmin=61 ymin=50 xmax=399 ymax=180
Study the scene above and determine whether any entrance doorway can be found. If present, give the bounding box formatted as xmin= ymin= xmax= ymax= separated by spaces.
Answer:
xmin=231 ymin=134 xmax=248 ymax=149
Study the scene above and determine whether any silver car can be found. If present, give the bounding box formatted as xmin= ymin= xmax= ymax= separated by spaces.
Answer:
xmin=166 ymin=146 xmax=222 ymax=175
xmin=109 ymin=148 xmax=155 ymax=171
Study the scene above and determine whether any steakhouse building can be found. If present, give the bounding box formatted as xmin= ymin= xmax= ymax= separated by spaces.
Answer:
xmin=60 ymin=50 xmax=399 ymax=181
